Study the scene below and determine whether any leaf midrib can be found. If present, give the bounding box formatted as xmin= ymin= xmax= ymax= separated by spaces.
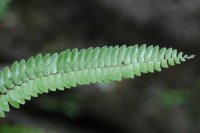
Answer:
xmin=0 ymin=57 xmax=178 ymax=96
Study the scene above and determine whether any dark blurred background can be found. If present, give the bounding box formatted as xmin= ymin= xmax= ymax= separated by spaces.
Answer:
xmin=0 ymin=0 xmax=199 ymax=133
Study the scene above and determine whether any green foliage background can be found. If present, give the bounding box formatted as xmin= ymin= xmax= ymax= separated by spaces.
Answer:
xmin=0 ymin=0 xmax=10 ymax=18
xmin=0 ymin=125 xmax=44 ymax=133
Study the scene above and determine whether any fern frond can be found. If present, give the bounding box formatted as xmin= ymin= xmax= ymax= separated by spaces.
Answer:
xmin=0 ymin=44 xmax=195 ymax=117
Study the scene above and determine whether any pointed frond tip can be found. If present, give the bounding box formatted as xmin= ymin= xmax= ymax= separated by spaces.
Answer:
xmin=0 ymin=44 xmax=195 ymax=118
xmin=184 ymin=54 xmax=195 ymax=60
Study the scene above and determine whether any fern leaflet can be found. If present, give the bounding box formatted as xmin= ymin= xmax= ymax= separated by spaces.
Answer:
xmin=0 ymin=44 xmax=195 ymax=117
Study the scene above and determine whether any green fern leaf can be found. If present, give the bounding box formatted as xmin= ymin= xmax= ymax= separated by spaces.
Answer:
xmin=0 ymin=44 xmax=195 ymax=117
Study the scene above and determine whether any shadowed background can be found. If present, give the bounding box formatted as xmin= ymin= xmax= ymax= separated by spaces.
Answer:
xmin=0 ymin=0 xmax=199 ymax=133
